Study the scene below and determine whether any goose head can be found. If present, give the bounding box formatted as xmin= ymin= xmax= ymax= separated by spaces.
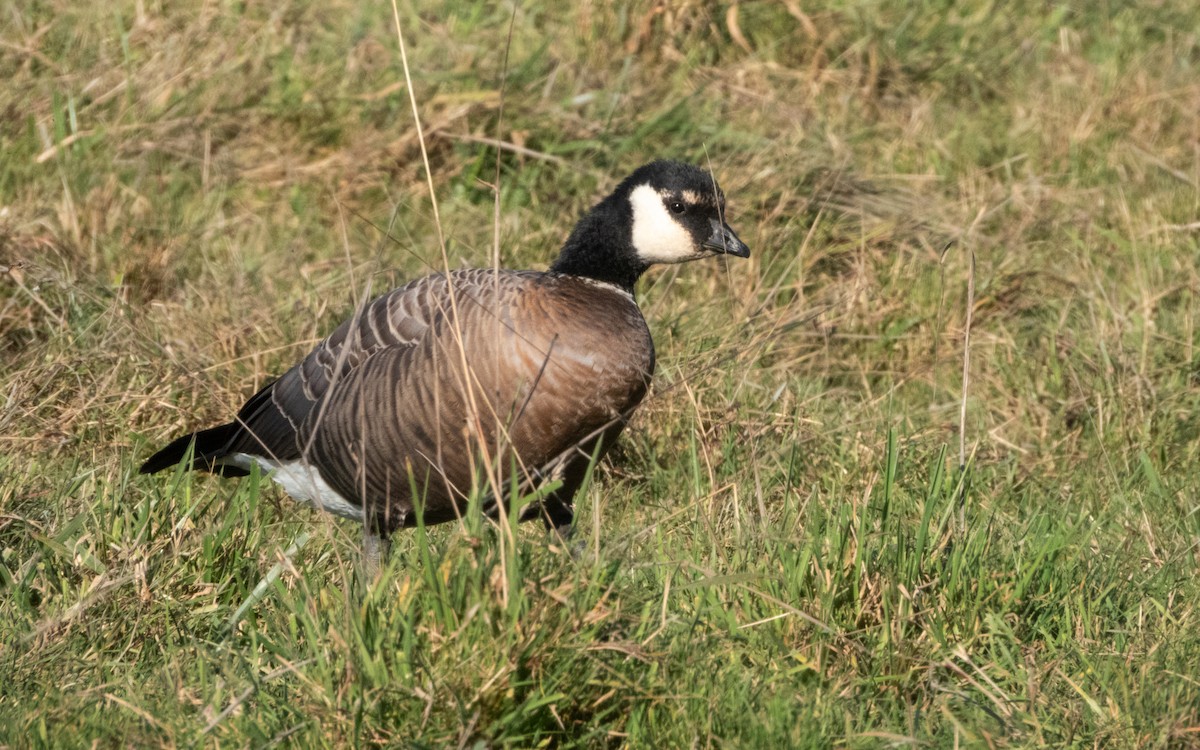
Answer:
xmin=551 ymin=160 xmax=750 ymax=291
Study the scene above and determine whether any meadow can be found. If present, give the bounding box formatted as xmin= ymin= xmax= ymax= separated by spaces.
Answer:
xmin=2 ymin=0 xmax=1200 ymax=746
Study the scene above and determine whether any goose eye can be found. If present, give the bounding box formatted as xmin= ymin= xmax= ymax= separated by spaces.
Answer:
xmin=669 ymin=201 xmax=687 ymax=215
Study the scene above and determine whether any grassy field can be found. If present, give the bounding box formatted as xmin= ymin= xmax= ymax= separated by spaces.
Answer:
xmin=3 ymin=0 xmax=1200 ymax=746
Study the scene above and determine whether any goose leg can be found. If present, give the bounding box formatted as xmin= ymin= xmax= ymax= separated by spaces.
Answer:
xmin=540 ymin=498 xmax=584 ymax=558
xmin=548 ymin=518 xmax=575 ymax=546
xmin=362 ymin=529 xmax=391 ymax=578
xmin=539 ymin=452 xmax=596 ymax=557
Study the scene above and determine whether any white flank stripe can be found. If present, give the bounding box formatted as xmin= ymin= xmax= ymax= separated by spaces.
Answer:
xmin=225 ymin=453 xmax=364 ymax=521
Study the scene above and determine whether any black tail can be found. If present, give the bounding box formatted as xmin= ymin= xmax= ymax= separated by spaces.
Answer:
xmin=139 ymin=422 xmax=249 ymax=476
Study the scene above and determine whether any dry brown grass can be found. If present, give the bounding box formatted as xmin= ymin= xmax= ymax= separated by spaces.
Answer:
xmin=3 ymin=1 xmax=1200 ymax=746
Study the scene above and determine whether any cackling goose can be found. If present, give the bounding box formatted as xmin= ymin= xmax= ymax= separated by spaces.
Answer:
xmin=140 ymin=160 xmax=750 ymax=570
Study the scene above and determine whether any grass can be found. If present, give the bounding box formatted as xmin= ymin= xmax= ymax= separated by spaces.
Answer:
xmin=3 ymin=0 xmax=1200 ymax=746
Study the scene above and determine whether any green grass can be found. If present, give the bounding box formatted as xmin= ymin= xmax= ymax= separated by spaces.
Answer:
xmin=3 ymin=0 xmax=1200 ymax=746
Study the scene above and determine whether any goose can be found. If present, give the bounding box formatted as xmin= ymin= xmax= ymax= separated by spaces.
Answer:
xmin=140 ymin=160 xmax=750 ymax=571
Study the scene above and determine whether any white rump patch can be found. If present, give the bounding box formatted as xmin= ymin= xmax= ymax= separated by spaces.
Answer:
xmin=629 ymin=184 xmax=703 ymax=264
xmin=225 ymin=453 xmax=364 ymax=522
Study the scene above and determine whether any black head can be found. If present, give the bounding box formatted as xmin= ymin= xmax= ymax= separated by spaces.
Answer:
xmin=550 ymin=160 xmax=750 ymax=291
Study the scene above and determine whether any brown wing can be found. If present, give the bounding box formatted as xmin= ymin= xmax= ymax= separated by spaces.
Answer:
xmin=223 ymin=271 xmax=492 ymax=463
xmin=297 ymin=271 xmax=655 ymax=532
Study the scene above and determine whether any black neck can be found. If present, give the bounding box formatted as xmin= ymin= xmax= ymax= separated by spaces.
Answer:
xmin=548 ymin=195 xmax=647 ymax=292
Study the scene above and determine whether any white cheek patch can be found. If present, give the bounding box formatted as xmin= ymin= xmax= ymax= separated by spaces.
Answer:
xmin=629 ymin=184 xmax=704 ymax=264
xmin=225 ymin=453 xmax=365 ymax=522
